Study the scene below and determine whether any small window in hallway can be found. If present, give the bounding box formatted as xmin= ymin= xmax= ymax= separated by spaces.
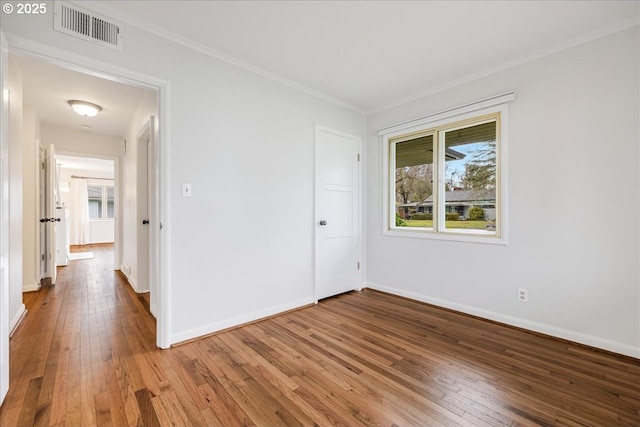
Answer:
xmin=88 ymin=184 xmax=114 ymax=220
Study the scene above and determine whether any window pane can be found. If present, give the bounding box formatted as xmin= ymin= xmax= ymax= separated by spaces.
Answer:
xmin=88 ymin=185 xmax=103 ymax=219
xmin=443 ymin=121 xmax=497 ymax=234
xmin=393 ymin=134 xmax=434 ymax=229
xmin=88 ymin=200 xmax=102 ymax=219
xmin=106 ymin=186 xmax=115 ymax=219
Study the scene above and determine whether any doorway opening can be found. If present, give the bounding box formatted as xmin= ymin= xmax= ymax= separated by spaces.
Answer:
xmin=54 ymin=153 xmax=117 ymax=268
xmin=8 ymin=44 xmax=169 ymax=348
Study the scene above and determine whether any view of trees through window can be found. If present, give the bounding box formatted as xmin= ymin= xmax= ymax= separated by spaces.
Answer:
xmin=394 ymin=118 xmax=498 ymax=234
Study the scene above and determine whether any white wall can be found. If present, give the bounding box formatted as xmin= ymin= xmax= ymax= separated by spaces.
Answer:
xmin=21 ymin=107 xmax=40 ymax=291
xmin=7 ymin=56 xmax=24 ymax=330
xmin=87 ymin=220 xmax=114 ymax=244
xmin=2 ymin=8 xmax=366 ymax=344
xmin=164 ymin=68 xmax=365 ymax=342
xmin=367 ymin=27 xmax=640 ymax=357
xmin=41 ymin=125 xmax=122 ymax=158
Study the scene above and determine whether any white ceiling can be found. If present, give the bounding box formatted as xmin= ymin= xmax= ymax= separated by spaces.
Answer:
xmin=92 ymin=0 xmax=639 ymax=113
xmin=14 ymin=0 xmax=639 ymax=146
xmin=14 ymin=54 xmax=149 ymax=137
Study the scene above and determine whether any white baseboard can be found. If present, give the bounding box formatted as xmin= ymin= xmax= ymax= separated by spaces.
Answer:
xmin=120 ymin=263 xmax=150 ymax=294
xmin=150 ymin=301 xmax=157 ymax=318
xmin=120 ymin=264 xmax=140 ymax=293
xmin=366 ymin=282 xmax=640 ymax=359
xmin=127 ymin=276 xmax=140 ymax=292
xmin=9 ymin=304 xmax=26 ymax=337
xmin=171 ymin=297 xmax=315 ymax=345
xmin=22 ymin=282 xmax=41 ymax=292
xmin=121 ymin=263 xmax=131 ymax=276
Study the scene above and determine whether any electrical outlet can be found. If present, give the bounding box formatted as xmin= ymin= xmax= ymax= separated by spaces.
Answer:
xmin=518 ymin=288 xmax=528 ymax=303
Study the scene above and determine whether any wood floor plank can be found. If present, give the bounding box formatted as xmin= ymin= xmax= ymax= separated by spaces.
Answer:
xmin=48 ymin=308 xmax=72 ymax=427
xmin=135 ymin=388 xmax=161 ymax=427
xmin=151 ymin=389 xmax=192 ymax=427
xmin=15 ymin=376 xmax=42 ymax=427
xmin=103 ymin=358 xmax=134 ymax=427
xmin=195 ymin=375 xmax=254 ymax=426
xmin=94 ymin=391 xmax=112 ymax=427
xmin=64 ymin=339 xmax=83 ymax=427
xmin=1 ymin=243 xmax=639 ymax=426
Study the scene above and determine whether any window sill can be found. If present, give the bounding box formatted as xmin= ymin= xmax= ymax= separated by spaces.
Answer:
xmin=383 ymin=227 xmax=507 ymax=245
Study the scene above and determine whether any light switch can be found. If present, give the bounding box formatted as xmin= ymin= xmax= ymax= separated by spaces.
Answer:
xmin=182 ymin=183 xmax=192 ymax=197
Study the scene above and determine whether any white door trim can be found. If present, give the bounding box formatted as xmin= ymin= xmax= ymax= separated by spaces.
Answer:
xmin=314 ymin=125 xmax=362 ymax=303
xmin=0 ymin=29 xmax=10 ymax=405
xmin=6 ymin=35 xmax=172 ymax=349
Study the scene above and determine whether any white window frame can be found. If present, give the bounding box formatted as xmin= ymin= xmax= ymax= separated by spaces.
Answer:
xmin=379 ymin=92 xmax=514 ymax=245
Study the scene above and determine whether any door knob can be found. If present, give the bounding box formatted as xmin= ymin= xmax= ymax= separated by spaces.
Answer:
xmin=319 ymin=220 xmax=327 ymax=226
xmin=142 ymin=219 xmax=149 ymax=225
xmin=52 ymin=218 xmax=61 ymax=222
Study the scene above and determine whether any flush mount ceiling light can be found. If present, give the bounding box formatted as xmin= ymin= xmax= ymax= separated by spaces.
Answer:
xmin=68 ymin=100 xmax=102 ymax=117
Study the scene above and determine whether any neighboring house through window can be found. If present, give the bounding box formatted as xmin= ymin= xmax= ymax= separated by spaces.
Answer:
xmin=379 ymin=92 xmax=514 ymax=244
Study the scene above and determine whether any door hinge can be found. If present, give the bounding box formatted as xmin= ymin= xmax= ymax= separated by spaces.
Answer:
xmin=357 ymin=153 xmax=360 ymax=161
xmin=41 ymin=162 xmax=45 ymax=170
xmin=357 ymin=261 xmax=360 ymax=270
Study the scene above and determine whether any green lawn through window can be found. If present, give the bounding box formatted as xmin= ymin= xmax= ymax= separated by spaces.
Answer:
xmin=401 ymin=220 xmax=491 ymax=229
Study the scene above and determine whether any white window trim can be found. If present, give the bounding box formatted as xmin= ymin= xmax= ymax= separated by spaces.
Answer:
xmin=379 ymin=92 xmax=515 ymax=245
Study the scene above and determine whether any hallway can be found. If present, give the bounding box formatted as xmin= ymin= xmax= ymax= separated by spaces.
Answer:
xmin=0 ymin=244 xmax=157 ymax=426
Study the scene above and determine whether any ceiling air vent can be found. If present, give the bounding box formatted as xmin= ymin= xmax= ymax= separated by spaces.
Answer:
xmin=54 ymin=2 xmax=123 ymax=51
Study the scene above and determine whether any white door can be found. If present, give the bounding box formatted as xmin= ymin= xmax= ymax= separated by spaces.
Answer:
xmin=45 ymin=145 xmax=58 ymax=285
xmin=39 ymin=147 xmax=46 ymax=281
xmin=0 ymin=29 xmax=10 ymax=405
xmin=315 ymin=127 xmax=360 ymax=300
xmin=137 ymin=117 xmax=157 ymax=316
xmin=137 ymin=128 xmax=149 ymax=296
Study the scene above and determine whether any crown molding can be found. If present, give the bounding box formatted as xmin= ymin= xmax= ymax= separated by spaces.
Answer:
xmin=73 ymin=1 xmax=367 ymax=115
xmin=369 ymin=16 xmax=640 ymax=115
xmin=64 ymin=2 xmax=639 ymax=116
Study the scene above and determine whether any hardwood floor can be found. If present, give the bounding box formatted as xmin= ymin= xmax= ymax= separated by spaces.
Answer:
xmin=1 ymin=244 xmax=639 ymax=426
